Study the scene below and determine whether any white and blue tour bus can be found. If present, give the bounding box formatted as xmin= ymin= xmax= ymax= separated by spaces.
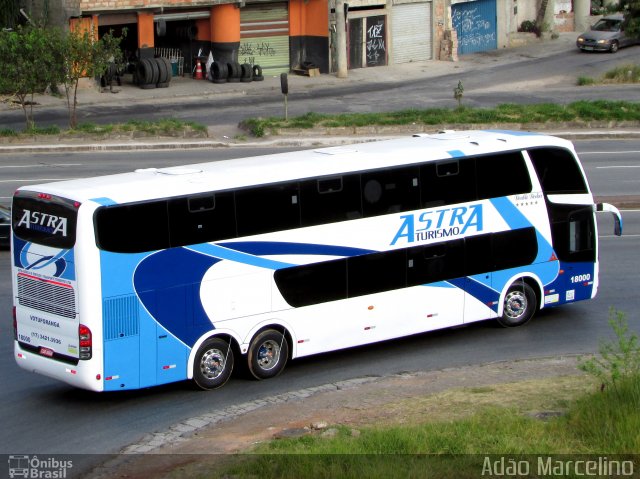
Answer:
xmin=11 ymin=130 xmax=622 ymax=391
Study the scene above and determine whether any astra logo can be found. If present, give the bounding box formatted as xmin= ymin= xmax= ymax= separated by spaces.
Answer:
xmin=391 ymin=204 xmax=483 ymax=245
xmin=17 ymin=209 xmax=68 ymax=237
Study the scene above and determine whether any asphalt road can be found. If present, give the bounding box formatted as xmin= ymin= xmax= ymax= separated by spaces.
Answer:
xmin=0 ymin=140 xmax=638 ymax=463
xmin=2 ymin=139 xmax=639 ymax=205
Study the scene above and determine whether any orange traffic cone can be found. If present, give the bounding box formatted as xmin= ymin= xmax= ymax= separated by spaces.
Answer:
xmin=194 ymin=59 xmax=203 ymax=80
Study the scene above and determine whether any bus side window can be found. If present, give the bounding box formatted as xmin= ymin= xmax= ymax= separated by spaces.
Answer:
xmin=492 ymin=227 xmax=538 ymax=270
xmin=300 ymin=174 xmax=362 ymax=226
xmin=347 ymin=249 xmax=407 ymax=297
xmin=465 ymin=234 xmax=493 ymax=276
xmin=235 ymin=182 xmax=300 ymax=237
xmin=421 ymin=159 xmax=476 ymax=207
xmin=168 ymin=192 xmax=236 ymax=246
xmin=406 ymin=239 xmax=465 ymax=286
xmin=274 ymin=259 xmax=347 ymax=307
xmin=361 ymin=166 xmax=420 ymax=217
xmin=528 ymin=147 xmax=589 ymax=194
xmin=476 ymin=152 xmax=532 ymax=199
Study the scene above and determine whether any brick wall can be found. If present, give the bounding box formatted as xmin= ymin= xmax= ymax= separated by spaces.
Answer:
xmin=555 ymin=12 xmax=575 ymax=32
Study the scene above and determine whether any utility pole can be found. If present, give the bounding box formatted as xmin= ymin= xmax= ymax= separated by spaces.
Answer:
xmin=574 ymin=0 xmax=590 ymax=32
xmin=335 ymin=0 xmax=348 ymax=78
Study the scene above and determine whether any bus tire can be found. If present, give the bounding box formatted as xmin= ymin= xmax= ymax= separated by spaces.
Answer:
xmin=248 ymin=329 xmax=289 ymax=380
xmin=193 ymin=337 xmax=234 ymax=390
xmin=497 ymin=280 xmax=536 ymax=327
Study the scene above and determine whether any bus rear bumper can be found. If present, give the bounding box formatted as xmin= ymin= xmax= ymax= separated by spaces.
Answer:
xmin=14 ymin=342 xmax=104 ymax=392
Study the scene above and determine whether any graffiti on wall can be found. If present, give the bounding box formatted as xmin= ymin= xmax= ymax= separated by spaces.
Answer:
xmin=239 ymin=41 xmax=278 ymax=65
xmin=452 ymin=6 xmax=496 ymax=51
xmin=366 ymin=16 xmax=387 ymax=66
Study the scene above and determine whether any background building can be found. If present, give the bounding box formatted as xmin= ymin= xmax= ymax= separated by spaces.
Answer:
xmin=20 ymin=0 xmax=584 ymax=77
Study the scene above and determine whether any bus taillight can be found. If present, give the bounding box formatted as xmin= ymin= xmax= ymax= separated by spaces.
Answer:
xmin=79 ymin=324 xmax=92 ymax=360
xmin=13 ymin=307 xmax=17 ymax=340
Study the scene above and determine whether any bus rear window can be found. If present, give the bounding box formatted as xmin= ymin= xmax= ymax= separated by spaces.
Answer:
xmin=12 ymin=193 xmax=79 ymax=249
xmin=95 ymin=201 xmax=170 ymax=253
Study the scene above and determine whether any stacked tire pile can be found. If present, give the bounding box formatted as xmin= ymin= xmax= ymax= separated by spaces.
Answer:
xmin=210 ymin=61 xmax=264 ymax=84
xmin=136 ymin=57 xmax=173 ymax=89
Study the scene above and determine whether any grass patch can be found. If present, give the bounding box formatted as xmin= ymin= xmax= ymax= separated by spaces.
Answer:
xmin=0 ymin=128 xmax=19 ymax=137
xmin=577 ymin=63 xmax=640 ymax=86
xmin=0 ymin=118 xmax=207 ymax=139
xmin=577 ymin=76 xmax=596 ymax=86
xmin=566 ymin=373 xmax=640 ymax=452
xmin=603 ymin=64 xmax=640 ymax=83
xmin=27 ymin=125 xmax=61 ymax=135
xmin=240 ymin=100 xmax=640 ymax=137
xmin=203 ymin=373 xmax=639 ymax=478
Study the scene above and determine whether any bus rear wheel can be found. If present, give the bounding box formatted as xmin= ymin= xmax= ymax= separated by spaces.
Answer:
xmin=248 ymin=329 xmax=289 ymax=380
xmin=193 ymin=337 xmax=234 ymax=390
xmin=497 ymin=281 xmax=536 ymax=327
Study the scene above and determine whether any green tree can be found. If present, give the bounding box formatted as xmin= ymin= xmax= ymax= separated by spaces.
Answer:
xmin=60 ymin=26 xmax=125 ymax=128
xmin=621 ymin=0 xmax=640 ymax=38
xmin=0 ymin=26 xmax=64 ymax=130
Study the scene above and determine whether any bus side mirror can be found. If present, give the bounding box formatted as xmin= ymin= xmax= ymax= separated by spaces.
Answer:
xmin=596 ymin=203 xmax=623 ymax=236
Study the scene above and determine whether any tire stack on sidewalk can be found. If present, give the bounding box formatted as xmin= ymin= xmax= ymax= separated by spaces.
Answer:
xmin=136 ymin=58 xmax=173 ymax=89
xmin=210 ymin=61 xmax=264 ymax=84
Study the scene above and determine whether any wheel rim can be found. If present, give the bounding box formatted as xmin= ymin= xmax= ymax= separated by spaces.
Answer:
xmin=200 ymin=348 xmax=227 ymax=380
xmin=256 ymin=339 xmax=281 ymax=371
xmin=504 ymin=290 xmax=527 ymax=320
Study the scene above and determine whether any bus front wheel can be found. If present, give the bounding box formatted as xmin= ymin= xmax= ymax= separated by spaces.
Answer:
xmin=193 ymin=337 xmax=234 ymax=390
xmin=497 ymin=281 xmax=536 ymax=327
xmin=248 ymin=329 xmax=289 ymax=380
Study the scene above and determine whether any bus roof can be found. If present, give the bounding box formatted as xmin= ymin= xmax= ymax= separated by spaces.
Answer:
xmin=17 ymin=130 xmax=573 ymax=205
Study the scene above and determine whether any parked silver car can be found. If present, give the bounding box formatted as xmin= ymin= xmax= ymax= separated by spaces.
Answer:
xmin=576 ymin=14 xmax=637 ymax=53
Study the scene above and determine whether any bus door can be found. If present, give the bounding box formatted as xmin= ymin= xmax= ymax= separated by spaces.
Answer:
xmin=546 ymin=203 xmax=598 ymax=304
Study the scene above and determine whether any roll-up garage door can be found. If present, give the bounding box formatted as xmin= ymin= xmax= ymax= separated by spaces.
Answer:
xmin=452 ymin=0 xmax=497 ymax=55
xmin=392 ymin=2 xmax=432 ymax=63
xmin=240 ymin=3 xmax=290 ymax=76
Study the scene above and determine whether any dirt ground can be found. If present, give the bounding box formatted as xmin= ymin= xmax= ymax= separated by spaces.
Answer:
xmin=90 ymin=356 xmax=593 ymax=479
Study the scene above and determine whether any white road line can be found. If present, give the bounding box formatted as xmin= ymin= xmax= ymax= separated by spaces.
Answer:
xmin=580 ymin=151 xmax=640 ymax=155
xmin=0 ymin=178 xmax=79 ymax=183
xmin=0 ymin=164 xmax=82 ymax=169
xmin=595 ymin=165 xmax=640 ymax=169
xmin=601 ymin=234 xmax=640 ymax=238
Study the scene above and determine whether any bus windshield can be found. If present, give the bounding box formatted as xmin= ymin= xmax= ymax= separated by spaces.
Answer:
xmin=12 ymin=192 xmax=79 ymax=249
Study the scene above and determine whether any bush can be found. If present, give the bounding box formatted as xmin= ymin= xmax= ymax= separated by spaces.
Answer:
xmin=519 ymin=20 xmax=537 ymax=32
xmin=578 ymin=308 xmax=640 ymax=393
xmin=577 ymin=76 xmax=596 ymax=86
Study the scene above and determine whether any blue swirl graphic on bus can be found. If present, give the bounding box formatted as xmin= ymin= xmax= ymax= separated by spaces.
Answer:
xmin=14 ymin=239 xmax=74 ymax=279
xmin=132 ymin=242 xmax=375 ymax=346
